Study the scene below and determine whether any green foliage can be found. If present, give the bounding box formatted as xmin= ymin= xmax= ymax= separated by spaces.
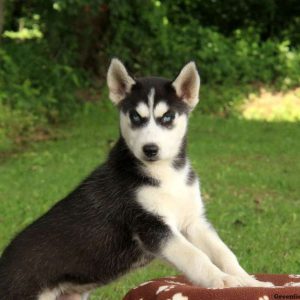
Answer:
xmin=0 ymin=0 xmax=104 ymax=146
xmin=3 ymin=13 xmax=43 ymax=40
xmin=0 ymin=42 xmax=87 ymax=145
xmin=1 ymin=0 xmax=300 ymax=147
xmin=0 ymin=43 xmax=85 ymax=115
xmin=164 ymin=0 xmax=300 ymax=45
xmin=107 ymin=4 xmax=300 ymax=87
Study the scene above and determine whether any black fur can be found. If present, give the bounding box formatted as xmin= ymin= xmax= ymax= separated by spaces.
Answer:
xmin=186 ymin=168 xmax=197 ymax=185
xmin=119 ymin=77 xmax=190 ymax=115
xmin=0 ymin=137 xmax=171 ymax=300
xmin=0 ymin=74 xmax=194 ymax=299
xmin=172 ymin=135 xmax=187 ymax=170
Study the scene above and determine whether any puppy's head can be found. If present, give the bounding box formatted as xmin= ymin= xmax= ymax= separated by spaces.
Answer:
xmin=107 ymin=58 xmax=200 ymax=163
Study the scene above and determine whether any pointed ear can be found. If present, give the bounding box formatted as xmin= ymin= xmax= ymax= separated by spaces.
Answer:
xmin=107 ymin=58 xmax=136 ymax=104
xmin=172 ymin=62 xmax=200 ymax=109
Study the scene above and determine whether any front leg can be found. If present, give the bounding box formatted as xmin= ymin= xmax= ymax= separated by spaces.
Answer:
xmin=136 ymin=221 xmax=248 ymax=288
xmin=185 ymin=221 xmax=247 ymax=276
xmin=185 ymin=221 xmax=274 ymax=287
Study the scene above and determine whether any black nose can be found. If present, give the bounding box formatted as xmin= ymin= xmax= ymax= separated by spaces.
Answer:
xmin=143 ymin=143 xmax=159 ymax=158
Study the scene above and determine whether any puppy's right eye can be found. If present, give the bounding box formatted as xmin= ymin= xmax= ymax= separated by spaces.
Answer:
xmin=129 ymin=110 xmax=143 ymax=125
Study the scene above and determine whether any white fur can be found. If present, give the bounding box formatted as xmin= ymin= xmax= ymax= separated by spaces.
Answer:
xmin=148 ymin=88 xmax=155 ymax=110
xmin=137 ymin=161 xmax=202 ymax=230
xmin=120 ymin=112 xmax=186 ymax=162
xmin=58 ymin=295 xmax=85 ymax=300
xmin=135 ymin=163 xmax=256 ymax=288
xmin=185 ymin=221 xmax=249 ymax=276
xmin=154 ymin=101 xmax=169 ymax=118
xmin=136 ymin=165 xmax=274 ymax=288
xmin=110 ymin=59 xmax=273 ymax=289
xmin=135 ymin=143 xmax=273 ymax=288
xmin=38 ymin=289 xmax=58 ymax=300
xmin=136 ymin=162 xmax=226 ymax=288
xmin=120 ymin=89 xmax=187 ymax=162
xmin=136 ymin=162 xmax=225 ymax=288
xmin=172 ymin=61 xmax=200 ymax=108
xmin=39 ymin=287 xmax=90 ymax=300
xmin=136 ymin=102 xmax=150 ymax=118
xmin=160 ymin=229 xmax=226 ymax=288
xmin=81 ymin=293 xmax=90 ymax=300
xmin=107 ymin=58 xmax=135 ymax=104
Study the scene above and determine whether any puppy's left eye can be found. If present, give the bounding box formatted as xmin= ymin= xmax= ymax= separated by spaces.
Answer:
xmin=160 ymin=111 xmax=175 ymax=125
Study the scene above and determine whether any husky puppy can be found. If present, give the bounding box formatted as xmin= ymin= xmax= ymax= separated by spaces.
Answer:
xmin=0 ymin=59 xmax=273 ymax=300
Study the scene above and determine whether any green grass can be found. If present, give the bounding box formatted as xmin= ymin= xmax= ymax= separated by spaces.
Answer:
xmin=0 ymin=102 xmax=299 ymax=299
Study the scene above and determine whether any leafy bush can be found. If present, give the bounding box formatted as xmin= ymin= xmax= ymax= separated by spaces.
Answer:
xmin=0 ymin=41 xmax=88 ymax=147
xmin=107 ymin=4 xmax=300 ymax=85
xmin=0 ymin=43 xmax=86 ymax=117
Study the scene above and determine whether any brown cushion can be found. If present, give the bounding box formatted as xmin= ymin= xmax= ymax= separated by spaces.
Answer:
xmin=123 ymin=274 xmax=300 ymax=300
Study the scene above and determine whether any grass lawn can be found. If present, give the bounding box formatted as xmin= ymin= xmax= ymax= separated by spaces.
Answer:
xmin=0 ymin=102 xmax=299 ymax=299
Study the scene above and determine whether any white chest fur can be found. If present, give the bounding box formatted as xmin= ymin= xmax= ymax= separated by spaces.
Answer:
xmin=136 ymin=161 xmax=204 ymax=231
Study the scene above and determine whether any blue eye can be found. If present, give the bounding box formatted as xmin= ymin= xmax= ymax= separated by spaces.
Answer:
xmin=129 ymin=110 xmax=142 ymax=125
xmin=161 ymin=111 xmax=175 ymax=125
xmin=162 ymin=115 xmax=172 ymax=123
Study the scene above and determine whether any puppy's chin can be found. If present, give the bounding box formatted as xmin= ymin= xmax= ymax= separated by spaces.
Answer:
xmin=134 ymin=152 xmax=160 ymax=164
xmin=141 ymin=154 xmax=175 ymax=164
xmin=143 ymin=156 xmax=159 ymax=163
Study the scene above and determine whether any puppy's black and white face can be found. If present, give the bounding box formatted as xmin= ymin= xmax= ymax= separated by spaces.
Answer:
xmin=107 ymin=59 xmax=200 ymax=163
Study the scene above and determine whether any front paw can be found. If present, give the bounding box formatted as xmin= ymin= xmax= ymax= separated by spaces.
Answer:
xmin=210 ymin=274 xmax=274 ymax=288
xmin=210 ymin=274 xmax=245 ymax=288
xmin=240 ymin=275 xmax=274 ymax=287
